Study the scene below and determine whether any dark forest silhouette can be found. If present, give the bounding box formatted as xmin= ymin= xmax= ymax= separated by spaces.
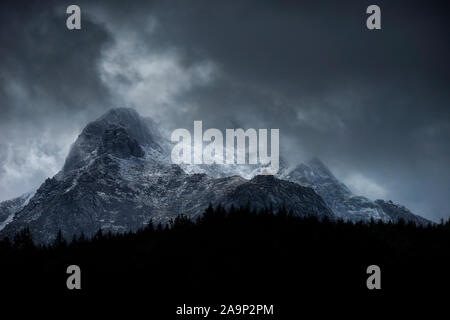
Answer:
xmin=1 ymin=204 xmax=450 ymax=314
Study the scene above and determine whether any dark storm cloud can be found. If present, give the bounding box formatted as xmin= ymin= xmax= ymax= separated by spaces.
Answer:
xmin=0 ymin=0 xmax=113 ymax=200
xmin=0 ymin=0 xmax=112 ymax=119
xmin=1 ymin=0 xmax=449 ymax=220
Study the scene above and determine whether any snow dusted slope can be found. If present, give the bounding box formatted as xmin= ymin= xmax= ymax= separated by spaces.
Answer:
xmin=0 ymin=192 xmax=34 ymax=232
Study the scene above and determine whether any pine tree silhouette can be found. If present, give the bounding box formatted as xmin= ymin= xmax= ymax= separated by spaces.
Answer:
xmin=53 ymin=230 xmax=67 ymax=248
xmin=13 ymin=227 xmax=34 ymax=250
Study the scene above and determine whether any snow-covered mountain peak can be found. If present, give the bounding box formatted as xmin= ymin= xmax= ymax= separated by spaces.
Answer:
xmin=62 ymin=108 xmax=164 ymax=175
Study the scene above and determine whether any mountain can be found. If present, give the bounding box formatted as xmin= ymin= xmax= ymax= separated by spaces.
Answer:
xmin=277 ymin=158 xmax=433 ymax=225
xmin=278 ymin=158 xmax=431 ymax=225
xmin=0 ymin=108 xmax=332 ymax=243
xmin=278 ymin=158 xmax=391 ymax=222
xmin=180 ymin=152 xmax=428 ymax=225
xmin=0 ymin=108 xmax=430 ymax=243
xmin=374 ymin=199 xmax=431 ymax=225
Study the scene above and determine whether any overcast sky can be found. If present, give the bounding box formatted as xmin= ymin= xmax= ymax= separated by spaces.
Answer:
xmin=1 ymin=0 xmax=449 ymax=221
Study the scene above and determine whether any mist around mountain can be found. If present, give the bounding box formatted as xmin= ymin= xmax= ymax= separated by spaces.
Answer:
xmin=0 ymin=108 xmax=430 ymax=243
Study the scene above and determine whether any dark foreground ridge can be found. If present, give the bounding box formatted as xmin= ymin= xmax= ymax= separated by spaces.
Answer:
xmin=1 ymin=204 xmax=449 ymax=314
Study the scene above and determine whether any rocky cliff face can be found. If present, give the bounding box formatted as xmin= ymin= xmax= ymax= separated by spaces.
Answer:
xmin=0 ymin=108 xmax=430 ymax=243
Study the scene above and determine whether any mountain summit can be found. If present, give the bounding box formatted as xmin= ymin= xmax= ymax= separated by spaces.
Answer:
xmin=0 ymin=108 xmax=429 ymax=243
xmin=62 ymin=108 xmax=160 ymax=173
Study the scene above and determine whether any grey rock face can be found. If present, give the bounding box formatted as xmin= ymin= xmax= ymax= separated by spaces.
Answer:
xmin=100 ymin=126 xmax=145 ymax=158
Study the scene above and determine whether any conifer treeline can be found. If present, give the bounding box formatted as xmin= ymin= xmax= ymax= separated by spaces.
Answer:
xmin=1 ymin=204 xmax=449 ymax=300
